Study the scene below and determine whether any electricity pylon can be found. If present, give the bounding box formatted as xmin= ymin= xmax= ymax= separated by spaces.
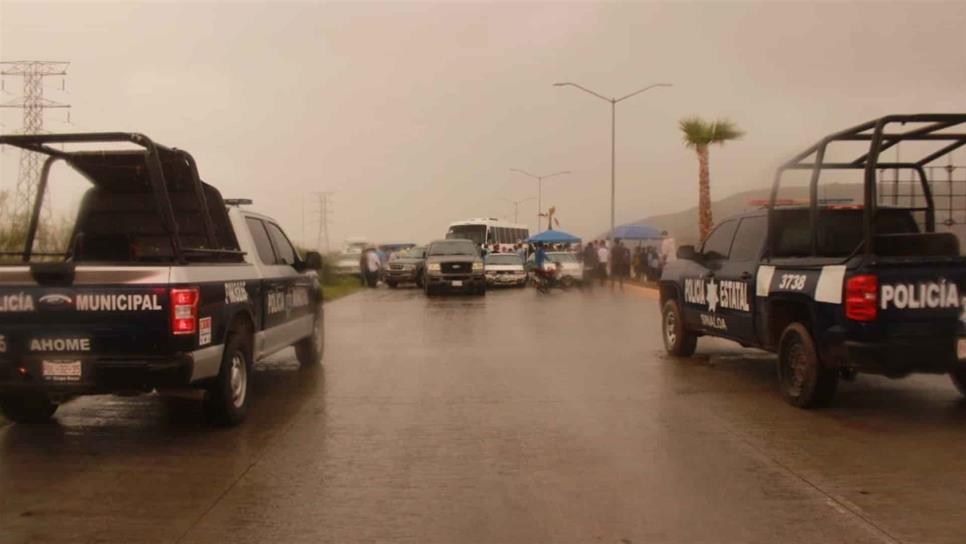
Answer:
xmin=0 ymin=61 xmax=71 ymax=227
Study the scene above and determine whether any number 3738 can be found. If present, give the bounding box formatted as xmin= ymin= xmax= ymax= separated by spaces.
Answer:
xmin=778 ymin=274 xmax=807 ymax=291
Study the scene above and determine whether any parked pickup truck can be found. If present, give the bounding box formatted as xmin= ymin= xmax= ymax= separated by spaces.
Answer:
xmin=424 ymin=239 xmax=486 ymax=296
xmin=0 ymin=133 xmax=324 ymax=425
xmin=659 ymin=114 xmax=966 ymax=407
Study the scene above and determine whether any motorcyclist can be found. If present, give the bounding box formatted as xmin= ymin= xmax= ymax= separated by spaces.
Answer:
xmin=533 ymin=243 xmax=556 ymax=284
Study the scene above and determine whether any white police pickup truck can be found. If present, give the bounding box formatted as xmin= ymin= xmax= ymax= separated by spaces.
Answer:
xmin=0 ymin=133 xmax=324 ymax=425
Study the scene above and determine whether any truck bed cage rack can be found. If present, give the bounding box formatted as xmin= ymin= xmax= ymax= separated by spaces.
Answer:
xmin=769 ymin=114 xmax=966 ymax=258
xmin=0 ymin=132 xmax=245 ymax=264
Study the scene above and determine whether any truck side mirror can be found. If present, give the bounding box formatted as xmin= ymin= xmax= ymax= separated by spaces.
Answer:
xmin=302 ymin=251 xmax=323 ymax=271
xmin=677 ymin=245 xmax=698 ymax=261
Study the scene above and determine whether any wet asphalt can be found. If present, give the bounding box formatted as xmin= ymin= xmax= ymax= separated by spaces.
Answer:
xmin=2 ymin=283 xmax=966 ymax=544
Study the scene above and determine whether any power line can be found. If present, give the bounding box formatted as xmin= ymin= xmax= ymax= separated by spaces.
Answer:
xmin=0 ymin=61 xmax=71 ymax=228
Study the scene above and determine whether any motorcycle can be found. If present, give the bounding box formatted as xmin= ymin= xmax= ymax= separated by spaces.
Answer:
xmin=532 ymin=262 xmax=562 ymax=293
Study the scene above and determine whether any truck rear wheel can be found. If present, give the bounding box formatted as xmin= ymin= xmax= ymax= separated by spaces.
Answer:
xmin=949 ymin=367 xmax=966 ymax=397
xmin=0 ymin=394 xmax=58 ymax=423
xmin=205 ymin=329 xmax=253 ymax=426
xmin=295 ymin=304 xmax=324 ymax=367
xmin=662 ymin=299 xmax=697 ymax=357
xmin=778 ymin=322 xmax=837 ymax=408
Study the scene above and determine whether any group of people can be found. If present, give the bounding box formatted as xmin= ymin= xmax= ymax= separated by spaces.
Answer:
xmin=631 ymin=246 xmax=664 ymax=282
xmin=578 ymin=231 xmax=676 ymax=291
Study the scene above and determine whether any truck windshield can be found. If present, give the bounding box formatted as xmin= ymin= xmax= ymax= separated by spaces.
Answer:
xmin=486 ymin=254 xmax=521 ymax=265
xmin=548 ymin=252 xmax=577 ymax=263
xmin=429 ymin=241 xmax=478 ymax=256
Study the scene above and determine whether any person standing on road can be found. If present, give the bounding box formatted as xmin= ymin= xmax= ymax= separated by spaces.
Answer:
xmin=610 ymin=238 xmax=629 ymax=292
xmin=660 ymin=230 xmax=677 ymax=266
xmin=646 ymin=246 xmax=662 ymax=281
xmin=582 ymin=240 xmax=599 ymax=287
xmin=363 ymin=247 xmax=381 ymax=288
xmin=358 ymin=250 xmax=368 ymax=286
xmin=632 ymin=246 xmax=643 ymax=280
xmin=596 ymin=240 xmax=609 ymax=287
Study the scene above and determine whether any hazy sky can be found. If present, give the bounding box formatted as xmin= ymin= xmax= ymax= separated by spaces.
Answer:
xmin=1 ymin=0 xmax=964 ymax=248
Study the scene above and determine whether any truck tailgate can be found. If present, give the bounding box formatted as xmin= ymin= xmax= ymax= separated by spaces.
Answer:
xmin=874 ymin=259 xmax=966 ymax=337
xmin=0 ymin=267 xmax=176 ymax=360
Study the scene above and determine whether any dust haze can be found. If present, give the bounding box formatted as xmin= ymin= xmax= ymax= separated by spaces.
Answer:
xmin=1 ymin=1 xmax=964 ymax=247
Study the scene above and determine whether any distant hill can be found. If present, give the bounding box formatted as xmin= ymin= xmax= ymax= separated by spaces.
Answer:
xmin=630 ymin=183 xmax=862 ymax=246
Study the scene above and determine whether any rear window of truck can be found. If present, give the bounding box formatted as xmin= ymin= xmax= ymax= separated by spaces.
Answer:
xmin=772 ymin=208 xmax=919 ymax=258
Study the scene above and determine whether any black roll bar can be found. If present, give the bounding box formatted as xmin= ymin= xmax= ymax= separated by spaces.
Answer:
xmin=768 ymin=114 xmax=966 ymax=259
xmin=0 ymin=132 xmax=224 ymax=264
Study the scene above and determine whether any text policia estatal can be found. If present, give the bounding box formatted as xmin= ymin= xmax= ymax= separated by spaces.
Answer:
xmin=683 ymin=278 xmax=750 ymax=313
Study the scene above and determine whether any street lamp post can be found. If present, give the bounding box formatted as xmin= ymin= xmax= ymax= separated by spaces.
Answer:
xmin=553 ymin=81 xmax=672 ymax=239
xmin=509 ymin=169 xmax=571 ymax=230
xmin=500 ymin=196 xmax=536 ymax=224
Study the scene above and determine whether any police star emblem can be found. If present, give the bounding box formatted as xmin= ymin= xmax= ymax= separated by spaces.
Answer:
xmin=706 ymin=278 xmax=719 ymax=312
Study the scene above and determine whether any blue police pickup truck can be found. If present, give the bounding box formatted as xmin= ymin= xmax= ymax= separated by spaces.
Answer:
xmin=0 ymin=133 xmax=324 ymax=425
xmin=659 ymin=114 xmax=966 ymax=407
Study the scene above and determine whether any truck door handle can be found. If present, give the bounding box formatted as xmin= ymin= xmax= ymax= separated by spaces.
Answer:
xmin=704 ymin=272 xmax=715 ymax=279
xmin=740 ymin=271 xmax=752 ymax=280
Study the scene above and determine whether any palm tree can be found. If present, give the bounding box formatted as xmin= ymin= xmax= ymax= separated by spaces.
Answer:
xmin=679 ymin=117 xmax=744 ymax=240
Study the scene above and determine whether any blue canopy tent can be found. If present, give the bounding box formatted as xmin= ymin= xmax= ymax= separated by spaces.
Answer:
xmin=607 ymin=224 xmax=663 ymax=241
xmin=527 ymin=229 xmax=581 ymax=244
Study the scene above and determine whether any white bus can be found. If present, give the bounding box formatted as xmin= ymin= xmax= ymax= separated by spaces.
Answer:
xmin=446 ymin=218 xmax=529 ymax=248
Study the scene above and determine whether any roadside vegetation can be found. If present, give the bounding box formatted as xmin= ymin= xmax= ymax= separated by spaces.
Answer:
xmin=0 ymin=190 xmax=76 ymax=261
xmin=321 ymin=273 xmax=362 ymax=301
xmin=317 ymin=255 xmax=362 ymax=301
xmin=295 ymin=246 xmax=362 ymax=301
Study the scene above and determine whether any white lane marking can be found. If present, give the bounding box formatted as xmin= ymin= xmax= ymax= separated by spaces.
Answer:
xmin=826 ymin=498 xmax=849 ymax=514
xmin=756 ymin=265 xmax=775 ymax=297
xmin=815 ymin=265 xmax=847 ymax=304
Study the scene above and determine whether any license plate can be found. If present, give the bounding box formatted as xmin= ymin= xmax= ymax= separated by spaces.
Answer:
xmin=451 ymin=280 xmax=463 ymax=287
xmin=958 ymin=339 xmax=966 ymax=360
xmin=42 ymin=360 xmax=82 ymax=382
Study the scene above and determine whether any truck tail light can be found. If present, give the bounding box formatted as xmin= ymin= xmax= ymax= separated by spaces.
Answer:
xmin=170 ymin=287 xmax=199 ymax=335
xmin=845 ymin=274 xmax=877 ymax=322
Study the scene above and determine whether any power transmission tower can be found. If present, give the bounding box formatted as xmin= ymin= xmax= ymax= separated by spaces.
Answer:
xmin=0 ymin=61 xmax=71 ymax=227
xmin=312 ymin=192 xmax=334 ymax=253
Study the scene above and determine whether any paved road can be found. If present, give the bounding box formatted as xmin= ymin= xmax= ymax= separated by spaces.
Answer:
xmin=2 ymin=285 xmax=965 ymax=543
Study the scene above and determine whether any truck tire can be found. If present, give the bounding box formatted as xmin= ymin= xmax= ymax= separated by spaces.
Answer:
xmin=205 ymin=328 xmax=253 ymax=426
xmin=295 ymin=304 xmax=324 ymax=367
xmin=387 ymin=281 xmax=397 ymax=289
xmin=662 ymin=299 xmax=697 ymax=357
xmin=949 ymin=367 xmax=966 ymax=397
xmin=424 ymin=283 xmax=435 ymax=297
xmin=0 ymin=394 xmax=58 ymax=423
xmin=416 ymin=272 xmax=425 ymax=288
xmin=777 ymin=322 xmax=837 ymax=408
